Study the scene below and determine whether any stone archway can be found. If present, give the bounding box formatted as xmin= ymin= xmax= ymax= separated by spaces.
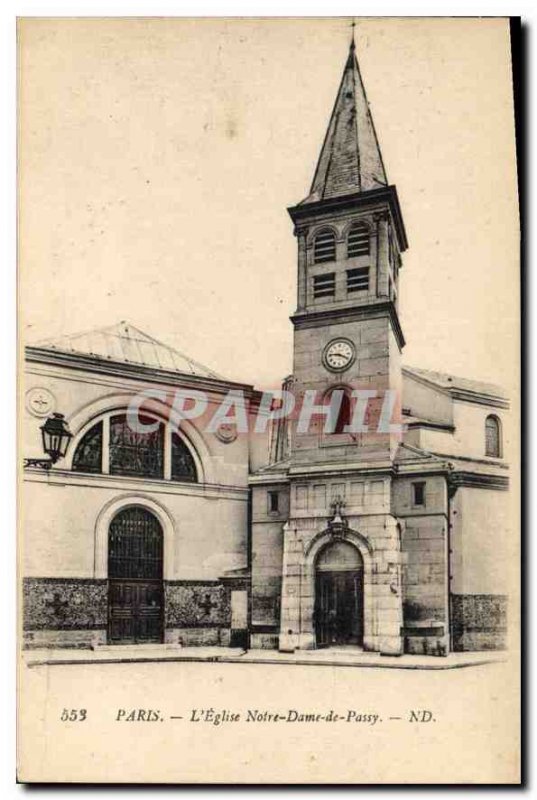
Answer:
xmin=279 ymin=526 xmax=378 ymax=653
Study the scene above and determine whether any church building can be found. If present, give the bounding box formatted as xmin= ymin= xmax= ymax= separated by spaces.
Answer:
xmin=22 ymin=39 xmax=510 ymax=656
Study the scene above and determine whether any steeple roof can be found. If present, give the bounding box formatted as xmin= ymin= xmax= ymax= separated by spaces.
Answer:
xmin=301 ymin=41 xmax=387 ymax=205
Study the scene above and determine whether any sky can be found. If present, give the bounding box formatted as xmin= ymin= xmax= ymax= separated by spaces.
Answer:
xmin=19 ymin=17 xmax=519 ymax=391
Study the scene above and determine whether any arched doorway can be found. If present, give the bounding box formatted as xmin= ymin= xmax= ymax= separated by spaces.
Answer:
xmin=108 ymin=506 xmax=164 ymax=644
xmin=314 ymin=539 xmax=364 ymax=648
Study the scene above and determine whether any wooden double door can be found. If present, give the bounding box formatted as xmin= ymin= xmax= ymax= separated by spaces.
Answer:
xmin=108 ymin=507 xmax=164 ymax=644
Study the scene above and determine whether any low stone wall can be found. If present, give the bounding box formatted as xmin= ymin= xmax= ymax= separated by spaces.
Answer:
xmin=164 ymin=582 xmax=231 ymax=629
xmin=23 ymin=577 xmax=236 ymax=649
xmin=451 ymin=593 xmax=507 ymax=651
xmin=23 ymin=578 xmax=108 ymax=632
xmin=23 ymin=628 xmax=106 ymax=649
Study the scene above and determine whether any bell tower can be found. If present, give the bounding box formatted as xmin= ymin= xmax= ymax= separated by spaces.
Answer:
xmin=288 ymin=39 xmax=408 ymax=464
xmin=278 ymin=37 xmax=408 ymax=655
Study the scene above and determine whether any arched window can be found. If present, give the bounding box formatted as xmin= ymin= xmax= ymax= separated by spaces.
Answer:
xmin=313 ymin=229 xmax=336 ymax=264
xmin=71 ymin=413 xmax=198 ymax=482
xmin=347 ymin=223 xmax=370 ymax=258
xmin=171 ymin=431 xmax=197 ymax=482
xmin=325 ymin=388 xmax=352 ymax=435
xmin=72 ymin=420 xmax=103 ymax=473
xmin=485 ymin=415 xmax=502 ymax=458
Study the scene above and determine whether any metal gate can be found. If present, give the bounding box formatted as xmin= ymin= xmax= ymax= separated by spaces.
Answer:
xmin=108 ymin=506 xmax=164 ymax=644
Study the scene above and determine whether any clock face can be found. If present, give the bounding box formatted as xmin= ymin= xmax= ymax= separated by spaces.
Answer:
xmin=324 ymin=339 xmax=355 ymax=372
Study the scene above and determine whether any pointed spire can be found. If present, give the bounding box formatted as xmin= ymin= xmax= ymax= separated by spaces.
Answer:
xmin=302 ymin=37 xmax=388 ymax=204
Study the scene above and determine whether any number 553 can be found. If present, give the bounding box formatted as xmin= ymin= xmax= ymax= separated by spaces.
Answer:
xmin=60 ymin=708 xmax=87 ymax=722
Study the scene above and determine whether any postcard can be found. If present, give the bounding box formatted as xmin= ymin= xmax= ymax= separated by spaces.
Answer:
xmin=18 ymin=17 xmax=521 ymax=784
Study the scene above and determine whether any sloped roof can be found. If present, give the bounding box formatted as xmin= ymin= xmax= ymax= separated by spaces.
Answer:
xmin=301 ymin=40 xmax=387 ymax=205
xmin=403 ymin=366 xmax=508 ymax=401
xmin=31 ymin=321 xmax=224 ymax=380
xmin=394 ymin=443 xmax=446 ymax=466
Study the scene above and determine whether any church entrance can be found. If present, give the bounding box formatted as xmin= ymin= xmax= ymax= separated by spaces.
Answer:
xmin=107 ymin=506 xmax=164 ymax=644
xmin=314 ymin=540 xmax=364 ymax=648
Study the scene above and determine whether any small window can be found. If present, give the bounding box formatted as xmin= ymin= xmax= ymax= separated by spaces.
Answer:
xmin=314 ymin=230 xmax=336 ymax=263
xmin=347 ymin=267 xmax=369 ymax=293
xmin=325 ymin=388 xmax=352 ymax=435
xmin=485 ymin=415 xmax=501 ymax=458
xmin=313 ymin=272 xmax=335 ymax=299
xmin=268 ymin=491 xmax=279 ymax=513
xmin=347 ymin=223 xmax=370 ymax=257
xmin=412 ymin=482 xmax=426 ymax=507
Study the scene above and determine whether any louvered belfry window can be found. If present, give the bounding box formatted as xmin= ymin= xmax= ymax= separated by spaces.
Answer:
xmin=347 ymin=267 xmax=369 ymax=293
xmin=313 ymin=273 xmax=336 ymax=299
xmin=314 ymin=229 xmax=336 ymax=263
xmin=347 ymin=223 xmax=370 ymax=257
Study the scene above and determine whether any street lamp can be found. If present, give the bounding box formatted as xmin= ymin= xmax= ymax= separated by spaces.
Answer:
xmin=24 ymin=413 xmax=73 ymax=470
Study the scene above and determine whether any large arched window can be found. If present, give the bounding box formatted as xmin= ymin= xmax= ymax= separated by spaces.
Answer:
xmin=313 ymin=229 xmax=336 ymax=264
xmin=72 ymin=413 xmax=198 ymax=482
xmin=347 ymin=223 xmax=370 ymax=258
xmin=485 ymin=415 xmax=502 ymax=458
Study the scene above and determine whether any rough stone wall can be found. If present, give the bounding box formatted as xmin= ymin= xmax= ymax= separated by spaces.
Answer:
xmin=23 ymin=578 xmax=108 ymax=630
xmin=23 ymin=577 xmax=236 ymax=649
xmin=164 ymin=582 xmax=230 ymax=628
xmin=451 ymin=594 xmax=507 ymax=651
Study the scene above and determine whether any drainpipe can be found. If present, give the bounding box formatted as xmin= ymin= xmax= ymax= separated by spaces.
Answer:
xmin=446 ymin=465 xmax=455 ymax=654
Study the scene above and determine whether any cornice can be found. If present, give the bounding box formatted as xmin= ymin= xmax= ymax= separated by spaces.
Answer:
xmin=288 ymin=185 xmax=408 ymax=252
xmin=448 ymin=471 xmax=509 ymax=492
xmin=290 ymin=300 xmax=405 ymax=350
xmin=25 ymin=346 xmax=259 ymax=399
